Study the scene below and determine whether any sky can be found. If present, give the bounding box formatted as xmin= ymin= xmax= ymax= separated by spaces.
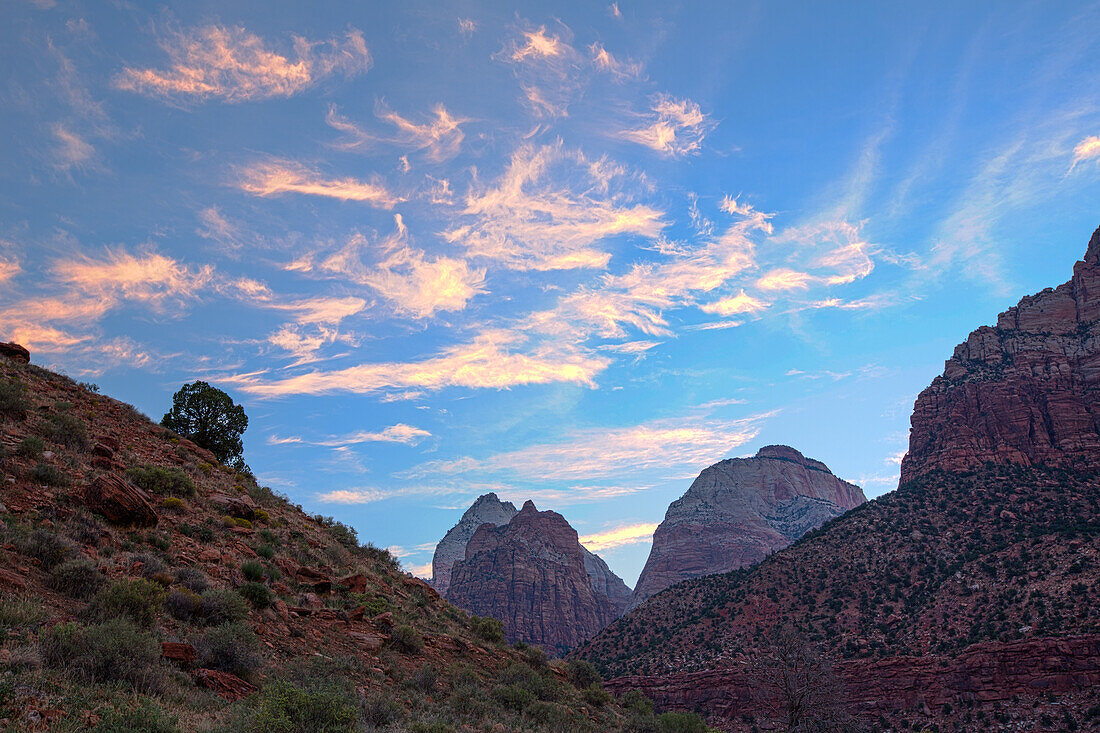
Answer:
xmin=2 ymin=0 xmax=1099 ymax=585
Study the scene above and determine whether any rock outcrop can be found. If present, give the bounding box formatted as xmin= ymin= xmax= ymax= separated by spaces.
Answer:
xmin=902 ymin=226 xmax=1100 ymax=483
xmin=82 ymin=473 xmax=158 ymax=527
xmin=582 ymin=547 xmax=632 ymax=616
xmin=430 ymin=492 xmax=517 ymax=596
xmin=0 ymin=342 xmax=29 ymax=363
xmin=629 ymin=445 xmax=865 ymax=609
xmin=446 ymin=501 xmax=620 ymax=654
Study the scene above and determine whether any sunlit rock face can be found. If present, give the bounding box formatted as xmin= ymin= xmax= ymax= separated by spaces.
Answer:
xmin=628 ymin=444 xmax=865 ymax=611
xmin=902 ymin=226 xmax=1100 ymax=483
xmin=430 ymin=492 xmax=517 ymax=597
xmin=445 ymin=501 xmax=622 ymax=654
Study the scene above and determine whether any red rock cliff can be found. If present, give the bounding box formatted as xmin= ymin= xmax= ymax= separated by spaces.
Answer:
xmin=902 ymin=226 xmax=1100 ymax=483
xmin=445 ymin=500 xmax=619 ymax=654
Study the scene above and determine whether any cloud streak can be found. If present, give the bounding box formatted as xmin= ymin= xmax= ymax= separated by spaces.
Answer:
xmin=579 ymin=522 xmax=658 ymax=552
xmin=116 ymin=26 xmax=370 ymax=103
xmin=621 ymin=95 xmax=715 ymax=157
xmin=238 ymin=158 xmax=401 ymax=207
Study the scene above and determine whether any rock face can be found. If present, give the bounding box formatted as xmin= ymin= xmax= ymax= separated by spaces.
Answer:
xmin=629 ymin=445 xmax=865 ymax=610
xmin=83 ymin=473 xmax=158 ymax=527
xmin=446 ymin=501 xmax=620 ymax=654
xmin=902 ymin=226 xmax=1100 ymax=483
xmin=431 ymin=492 xmax=517 ymax=596
xmin=0 ymin=342 xmax=29 ymax=363
xmin=582 ymin=548 xmax=632 ymax=616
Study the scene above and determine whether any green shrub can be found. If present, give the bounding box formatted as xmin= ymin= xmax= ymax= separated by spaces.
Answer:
xmin=409 ymin=722 xmax=454 ymax=733
xmin=470 ymin=615 xmax=504 ymax=643
xmin=31 ymin=462 xmax=67 ymax=486
xmin=361 ymin=542 xmax=400 ymax=571
xmin=232 ymin=679 xmax=361 ymax=733
xmin=390 ymin=624 xmax=423 ymax=654
xmin=253 ymin=509 xmax=270 ymax=523
xmin=16 ymin=436 xmax=43 ymax=458
xmin=48 ymin=558 xmax=104 ymax=599
xmin=166 ymin=588 xmax=202 ymax=622
xmin=583 ymin=683 xmax=611 ymax=708
xmin=499 ymin=662 xmax=560 ymax=702
xmin=362 ymin=693 xmax=404 ymax=728
xmin=40 ymin=619 xmax=165 ymax=692
xmin=91 ymin=696 xmax=178 ymax=733
xmin=196 ymin=622 xmax=261 ymax=678
xmin=41 ymin=409 xmax=89 ymax=450
xmin=492 ymin=684 xmax=533 ymax=713
xmin=255 ymin=544 xmax=275 ymax=560
xmin=0 ymin=380 xmax=28 ymax=417
xmin=160 ymin=497 xmax=184 ymax=512
xmin=312 ymin=515 xmax=358 ymax=550
xmin=567 ymin=659 xmax=603 ymax=688
xmin=656 ymin=711 xmax=710 ymax=733
xmin=241 ymin=560 xmax=266 ymax=582
xmin=621 ymin=690 xmax=655 ymax=717
xmin=237 ymin=581 xmax=272 ymax=609
xmin=126 ymin=465 xmax=196 ymax=498
xmin=407 ymin=663 xmax=437 ymax=693
xmin=20 ymin=528 xmax=77 ymax=569
xmin=86 ymin=578 xmax=165 ymax=627
xmin=199 ymin=588 xmax=249 ymax=625
xmin=174 ymin=567 xmax=209 ymax=593
xmin=179 ymin=523 xmax=215 ymax=542
xmin=0 ymin=595 xmax=48 ymax=629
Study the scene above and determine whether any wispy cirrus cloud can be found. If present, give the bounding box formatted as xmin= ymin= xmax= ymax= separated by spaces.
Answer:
xmin=1068 ymin=135 xmax=1100 ymax=173
xmin=51 ymin=124 xmax=96 ymax=171
xmin=579 ymin=522 xmax=658 ymax=552
xmin=412 ymin=413 xmax=764 ymax=482
xmin=115 ymin=25 xmax=370 ymax=103
xmin=589 ymin=42 xmax=641 ymax=79
xmin=620 ymin=94 xmax=716 ymax=157
xmin=444 ymin=142 xmax=666 ymax=271
xmin=327 ymin=102 xmax=469 ymax=162
xmin=226 ymin=328 xmax=610 ymax=398
xmin=498 ymin=24 xmax=582 ymax=118
xmin=270 ymin=423 xmax=430 ymax=447
xmin=288 ymin=216 xmax=486 ymax=318
xmin=237 ymin=158 xmax=401 ymax=207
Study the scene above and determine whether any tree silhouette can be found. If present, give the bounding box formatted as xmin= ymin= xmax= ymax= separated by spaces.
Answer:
xmin=161 ymin=381 xmax=249 ymax=470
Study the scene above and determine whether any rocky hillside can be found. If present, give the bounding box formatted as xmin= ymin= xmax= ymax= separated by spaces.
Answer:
xmin=446 ymin=501 xmax=625 ymax=655
xmin=575 ymin=228 xmax=1100 ymax=731
xmin=629 ymin=445 xmax=865 ymax=609
xmin=0 ymin=354 xmax=709 ymax=732
xmin=902 ymin=226 xmax=1100 ymax=482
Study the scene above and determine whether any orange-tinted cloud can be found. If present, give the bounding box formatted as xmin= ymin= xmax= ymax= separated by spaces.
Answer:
xmin=579 ymin=522 xmax=658 ymax=552
xmin=238 ymin=158 xmax=400 ymax=207
xmin=115 ymin=25 xmax=370 ymax=103
xmin=621 ymin=95 xmax=715 ymax=157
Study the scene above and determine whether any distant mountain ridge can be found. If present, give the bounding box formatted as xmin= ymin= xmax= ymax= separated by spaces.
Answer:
xmin=628 ymin=444 xmax=865 ymax=610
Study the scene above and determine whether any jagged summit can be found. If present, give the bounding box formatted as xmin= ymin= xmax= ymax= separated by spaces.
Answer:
xmin=430 ymin=491 xmax=517 ymax=596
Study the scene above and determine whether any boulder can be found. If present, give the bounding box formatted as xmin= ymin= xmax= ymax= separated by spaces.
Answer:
xmin=0 ymin=342 xmax=29 ymax=363
xmin=83 ymin=473 xmax=158 ymax=527
xmin=339 ymin=573 xmax=367 ymax=593
xmin=209 ymin=493 xmax=256 ymax=520
xmin=193 ymin=668 xmax=257 ymax=701
xmin=161 ymin=642 xmax=197 ymax=665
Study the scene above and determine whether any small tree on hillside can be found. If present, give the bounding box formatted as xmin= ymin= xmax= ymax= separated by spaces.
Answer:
xmin=161 ymin=381 xmax=249 ymax=470
xmin=746 ymin=625 xmax=862 ymax=732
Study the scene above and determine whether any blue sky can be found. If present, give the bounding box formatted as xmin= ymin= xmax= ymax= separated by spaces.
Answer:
xmin=2 ymin=0 xmax=1099 ymax=585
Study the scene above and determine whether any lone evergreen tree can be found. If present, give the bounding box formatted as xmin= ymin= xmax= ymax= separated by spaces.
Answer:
xmin=161 ymin=381 xmax=249 ymax=470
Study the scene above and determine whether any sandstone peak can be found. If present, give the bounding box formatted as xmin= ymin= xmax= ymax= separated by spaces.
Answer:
xmin=902 ymin=225 xmax=1100 ymax=482
xmin=430 ymin=491 xmax=517 ymax=596
xmin=628 ymin=446 xmax=864 ymax=610
xmin=520 ymin=499 xmax=538 ymax=512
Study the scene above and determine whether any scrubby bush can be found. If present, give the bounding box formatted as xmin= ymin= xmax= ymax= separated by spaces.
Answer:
xmin=362 ymin=692 xmax=404 ymax=728
xmin=583 ymin=683 xmax=611 ymax=708
xmin=196 ymin=622 xmax=262 ymax=678
xmin=48 ymin=558 xmax=104 ymax=599
xmin=86 ymin=578 xmax=165 ymax=627
xmin=407 ymin=663 xmax=437 ymax=693
xmin=231 ymin=679 xmax=361 ymax=733
xmin=241 ymin=560 xmax=266 ymax=582
xmin=656 ymin=711 xmax=710 ymax=732
xmin=237 ymin=581 xmax=272 ymax=609
xmin=90 ymin=696 xmax=178 ymax=733
xmin=20 ymin=528 xmax=77 ymax=569
xmin=361 ymin=542 xmax=400 ymax=571
xmin=567 ymin=659 xmax=603 ymax=689
xmin=0 ymin=595 xmax=48 ymax=629
xmin=312 ymin=514 xmax=358 ymax=550
xmin=253 ymin=509 xmax=270 ymax=523
xmin=198 ymin=588 xmax=249 ymax=625
xmin=166 ymin=588 xmax=202 ymax=622
xmin=499 ymin=662 xmax=561 ymax=702
xmin=41 ymin=409 xmax=89 ymax=450
xmin=470 ymin=615 xmax=504 ymax=643
xmin=390 ymin=624 xmax=423 ymax=654
xmin=40 ymin=618 xmax=165 ymax=692
xmin=16 ymin=436 xmax=43 ymax=458
xmin=126 ymin=465 xmax=196 ymax=498
xmin=174 ymin=567 xmax=209 ymax=593
xmin=255 ymin=544 xmax=275 ymax=560
xmin=0 ymin=379 xmax=28 ymax=417
xmin=31 ymin=462 xmax=67 ymax=486
xmin=492 ymin=684 xmax=534 ymax=713
xmin=179 ymin=523 xmax=215 ymax=542
xmin=160 ymin=497 xmax=184 ymax=512
xmin=133 ymin=552 xmax=168 ymax=579
xmin=65 ymin=511 xmax=104 ymax=546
